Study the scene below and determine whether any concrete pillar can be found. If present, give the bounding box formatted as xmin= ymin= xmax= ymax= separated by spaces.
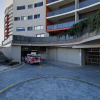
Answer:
xmin=79 ymin=49 xmax=85 ymax=66
xmin=75 ymin=0 xmax=79 ymax=9
xmin=75 ymin=0 xmax=79 ymax=23
xmin=75 ymin=11 xmax=79 ymax=23
xmin=46 ymin=48 xmax=50 ymax=60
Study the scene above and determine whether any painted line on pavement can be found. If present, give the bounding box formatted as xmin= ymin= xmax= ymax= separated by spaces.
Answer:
xmin=39 ymin=64 xmax=42 ymax=69
xmin=0 ymin=76 xmax=100 ymax=94
xmin=0 ymin=63 xmax=25 ymax=74
xmin=42 ymin=63 xmax=58 ymax=69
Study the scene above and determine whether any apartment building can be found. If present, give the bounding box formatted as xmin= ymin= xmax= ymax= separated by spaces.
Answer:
xmin=46 ymin=0 xmax=100 ymax=35
xmin=1 ymin=0 xmax=100 ymax=66
xmin=4 ymin=0 xmax=49 ymax=40
xmin=4 ymin=4 xmax=13 ymax=40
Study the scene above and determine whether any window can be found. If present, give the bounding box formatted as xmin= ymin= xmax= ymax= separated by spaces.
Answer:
xmin=17 ymin=6 xmax=25 ymax=10
xmin=21 ymin=16 xmax=26 ymax=21
xmin=16 ymin=27 xmax=25 ymax=31
xmin=34 ymin=25 xmax=43 ymax=30
xmin=14 ymin=17 xmax=20 ymax=21
xmin=34 ymin=14 xmax=40 ymax=19
xmin=28 ymin=15 xmax=33 ymax=20
xmin=27 ymin=27 xmax=33 ymax=31
xmin=36 ymin=34 xmax=44 ymax=37
xmin=28 ymin=4 xmax=33 ymax=9
xmin=34 ymin=2 xmax=43 ymax=8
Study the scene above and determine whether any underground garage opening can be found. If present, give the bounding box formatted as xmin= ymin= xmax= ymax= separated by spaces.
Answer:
xmin=85 ymin=48 xmax=100 ymax=66
xmin=21 ymin=46 xmax=46 ymax=61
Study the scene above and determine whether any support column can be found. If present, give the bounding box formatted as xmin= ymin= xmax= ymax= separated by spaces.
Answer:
xmin=75 ymin=0 xmax=79 ymax=23
xmin=75 ymin=11 xmax=79 ymax=23
xmin=75 ymin=0 xmax=79 ymax=10
xmin=79 ymin=49 xmax=85 ymax=66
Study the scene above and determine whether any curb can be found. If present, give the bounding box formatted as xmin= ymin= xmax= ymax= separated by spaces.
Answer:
xmin=0 ymin=62 xmax=25 ymax=74
xmin=10 ymin=62 xmax=22 ymax=68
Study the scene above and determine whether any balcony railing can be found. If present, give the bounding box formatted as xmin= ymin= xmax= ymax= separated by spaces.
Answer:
xmin=47 ymin=21 xmax=75 ymax=30
xmin=47 ymin=5 xmax=75 ymax=17
xmin=78 ymin=0 xmax=100 ymax=9
xmin=47 ymin=0 xmax=59 ymax=4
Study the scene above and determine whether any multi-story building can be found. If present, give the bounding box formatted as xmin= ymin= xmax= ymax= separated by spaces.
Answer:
xmin=1 ymin=0 xmax=100 ymax=66
xmin=4 ymin=4 xmax=13 ymax=40
xmin=13 ymin=0 xmax=49 ymax=37
xmin=46 ymin=0 xmax=100 ymax=35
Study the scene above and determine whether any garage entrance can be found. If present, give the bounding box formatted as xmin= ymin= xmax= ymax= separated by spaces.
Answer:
xmin=21 ymin=46 xmax=46 ymax=61
xmin=85 ymin=48 xmax=100 ymax=66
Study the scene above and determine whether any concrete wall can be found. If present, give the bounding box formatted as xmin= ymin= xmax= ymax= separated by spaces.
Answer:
xmin=0 ymin=44 xmax=21 ymax=62
xmin=11 ymin=46 xmax=21 ymax=62
xmin=0 ymin=44 xmax=12 ymax=59
xmin=13 ymin=0 xmax=49 ymax=37
xmin=46 ymin=47 xmax=81 ymax=65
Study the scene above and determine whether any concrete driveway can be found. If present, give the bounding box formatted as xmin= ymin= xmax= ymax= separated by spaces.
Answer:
xmin=0 ymin=61 xmax=100 ymax=100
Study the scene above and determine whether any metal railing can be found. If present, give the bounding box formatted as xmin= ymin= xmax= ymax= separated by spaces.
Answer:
xmin=78 ymin=0 xmax=100 ymax=9
xmin=47 ymin=21 xmax=75 ymax=30
xmin=47 ymin=5 xmax=75 ymax=17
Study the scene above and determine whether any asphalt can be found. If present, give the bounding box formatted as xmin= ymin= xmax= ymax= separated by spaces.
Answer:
xmin=0 ymin=61 xmax=100 ymax=100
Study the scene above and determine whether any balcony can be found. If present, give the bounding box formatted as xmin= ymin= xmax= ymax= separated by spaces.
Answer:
xmin=8 ymin=32 xmax=13 ymax=35
xmin=47 ymin=5 xmax=75 ymax=17
xmin=9 ymin=24 xmax=13 ymax=28
xmin=78 ymin=0 xmax=100 ymax=9
xmin=47 ymin=0 xmax=59 ymax=4
xmin=47 ymin=21 xmax=75 ymax=30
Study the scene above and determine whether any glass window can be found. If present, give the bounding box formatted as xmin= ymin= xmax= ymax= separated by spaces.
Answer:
xmin=36 ymin=34 xmax=44 ymax=37
xmin=16 ymin=27 xmax=25 ymax=31
xmin=28 ymin=4 xmax=33 ymax=9
xmin=21 ymin=16 xmax=26 ymax=20
xmin=41 ymin=34 xmax=44 ymax=37
xmin=36 ymin=34 xmax=41 ymax=37
xmin=28 ymin=15 xmax=33 ymax=20
xmin=40 ymin=26 xmax=43 ymax=29
xmin=17 ymin=6 xmax=25 ymax=10
xmin=27 ymin=27 xmax=33 ymax=31
xmin=34 ymin=2 xmax=43 ymax=8
xmin=34 ymin=25 xmax=43 ymax=30
xmin=34 ymin=26 xmax=37 ymax=30
xmin=14 ymin=17 xmax=20 ymax=21
xmin=34 ymin=14 xmax=40 ymax=19
xmin=37 ymin=26 xmax=41 ymax=30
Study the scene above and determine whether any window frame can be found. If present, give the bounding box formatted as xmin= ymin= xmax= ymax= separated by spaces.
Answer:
xmin=34 ymin=14 xmax=40 ymax=19
xmin=28 ymin=4 xmax=33 ymax=9
xmin=34 ymin=2 xmax=43 ymax=8
xmin=28 ymin=15 xmax=33 ymax=20
xmin=17 ymin=5 xmax=25 ymax=10
xmin=27 ymin=26 xmax=33 ymax=31
xmin=16 ymin=27 xmax=25 ymax=32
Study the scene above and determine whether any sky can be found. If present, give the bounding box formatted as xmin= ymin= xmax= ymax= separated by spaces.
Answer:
xmin=0 ymin=0 xmax=13 ymax=45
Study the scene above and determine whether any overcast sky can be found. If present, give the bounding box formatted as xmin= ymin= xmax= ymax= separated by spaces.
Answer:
xmin=0 ymin=0 xmax=13 ymax=45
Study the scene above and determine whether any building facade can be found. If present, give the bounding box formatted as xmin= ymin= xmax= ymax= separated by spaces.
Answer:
xmin=1 ymin=0 xmax=100 ymax=66
xmin=4 ymin=4 xmax=13 ymax=40
xmin=46 ymin=0 xmax=100 ymax=35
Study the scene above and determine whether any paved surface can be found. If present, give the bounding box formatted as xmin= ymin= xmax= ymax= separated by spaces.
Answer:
xmin=0 ymin=61 xmax=100 ymax=100
xmin=0 ymin=65 xmax=9 ymax=71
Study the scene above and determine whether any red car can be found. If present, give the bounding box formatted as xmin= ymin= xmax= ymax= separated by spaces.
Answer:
xmin=26 ymin=54 xmax=42 ymax=64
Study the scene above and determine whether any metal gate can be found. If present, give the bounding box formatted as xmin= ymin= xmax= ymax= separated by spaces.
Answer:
xmin=85 ymin=48 xmax=100 ymax=66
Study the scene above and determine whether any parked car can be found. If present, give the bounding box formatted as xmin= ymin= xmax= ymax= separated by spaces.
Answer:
xmin=25 ymin=54 xmax=42 ymax=64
